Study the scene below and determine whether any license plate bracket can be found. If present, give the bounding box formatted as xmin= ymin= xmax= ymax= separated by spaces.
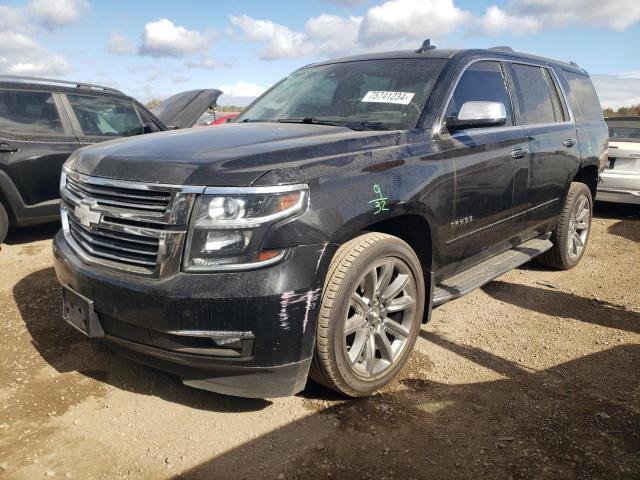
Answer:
xmin=62 ymin=286 xmax=104 ymax=338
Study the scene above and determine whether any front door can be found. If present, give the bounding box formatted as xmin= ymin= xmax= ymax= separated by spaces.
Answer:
xmin=438 ymin=60 xmax=530 ymax=277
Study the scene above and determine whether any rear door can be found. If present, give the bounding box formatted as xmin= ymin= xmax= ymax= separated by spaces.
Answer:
xmin=0 ymin=88 xmax=79 ymax=210
xmin=507 ymin=62 xmax=580 ymax=233
xmin=439 ymin=60 xmax=531 ymax=275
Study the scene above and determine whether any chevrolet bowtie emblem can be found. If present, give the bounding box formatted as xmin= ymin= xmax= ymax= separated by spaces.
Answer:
xmin=75 ymin=200 xmax=102 ymax=228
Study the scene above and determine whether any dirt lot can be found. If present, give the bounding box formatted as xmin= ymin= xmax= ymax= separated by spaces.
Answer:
xmin=0 ymin=203 xmax=638 ymax=480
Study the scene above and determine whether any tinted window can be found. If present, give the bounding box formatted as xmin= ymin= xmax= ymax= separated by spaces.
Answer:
xmin=511 ymin=64 xmax=558 ymax=124
xmin=606 ymin=119 xmax=640 ymax=142
xmin=445 ymin=61 xmax=513 ymax=127
xmin=238 ymin=59 xmax=446 ymax=131
xmin=67 ymin=95 xmax=143 ymax=137
xmin=0 ymin=89 xmax=65 ymax=136
xmin=562 ymin=71 xmax=603 ymax=122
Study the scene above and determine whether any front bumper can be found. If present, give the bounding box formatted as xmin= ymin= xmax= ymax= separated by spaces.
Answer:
xmin=53 ymin=231 xmax=337 ymax=397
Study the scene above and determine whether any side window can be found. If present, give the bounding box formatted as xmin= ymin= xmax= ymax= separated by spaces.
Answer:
xmin=561 ymin=71 xmax=603 ymax=122
xmin=445 ymin=61 xmax=513 ymax=127
xmin=544 ymin=69 xmax=567 ymax=122
xmin=510 ymin=64 xmax=559 ymax=124
xmin=0 ymin=89 xmax=65 ymax=136
xmin=66 ymin=95 xmax=143 ymax=137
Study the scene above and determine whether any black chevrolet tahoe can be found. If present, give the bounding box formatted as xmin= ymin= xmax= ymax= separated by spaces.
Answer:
xmin=0 ymin=75 xmax=221 ymax=243
xmin=53 ymin=44 xmax=608 ymax=398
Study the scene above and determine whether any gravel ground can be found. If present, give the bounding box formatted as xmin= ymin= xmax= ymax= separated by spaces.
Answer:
xmin=0 ymin=202 xmax=638 ymax=480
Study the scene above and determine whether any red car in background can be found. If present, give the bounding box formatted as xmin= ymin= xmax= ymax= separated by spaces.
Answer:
xmin=195 ymin=111 xmax=239 ymax=127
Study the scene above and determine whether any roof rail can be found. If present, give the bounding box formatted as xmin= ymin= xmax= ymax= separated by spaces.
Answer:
xmin=489 ymin=46 xmax=514 ymax=52
xmin=0 ymin=75 xmax=125 ymax=95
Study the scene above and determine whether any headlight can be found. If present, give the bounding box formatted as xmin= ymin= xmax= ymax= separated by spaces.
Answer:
xmin=183 ymin=185 xmax=308 ymax=271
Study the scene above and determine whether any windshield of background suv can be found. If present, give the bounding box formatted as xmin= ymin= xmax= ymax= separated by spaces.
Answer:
xmin=237 ymin=59 xmax=446 ymax=131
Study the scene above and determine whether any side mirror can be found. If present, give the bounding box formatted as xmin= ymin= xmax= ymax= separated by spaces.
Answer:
xmin=142 ymin=123 xmax=154 ymax=134
xmin=445 ymin=101 xmax=507 ymax=132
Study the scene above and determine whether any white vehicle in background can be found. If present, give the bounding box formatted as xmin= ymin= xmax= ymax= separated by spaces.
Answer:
xmin=599 ymin=117 xmax=640 ymax=205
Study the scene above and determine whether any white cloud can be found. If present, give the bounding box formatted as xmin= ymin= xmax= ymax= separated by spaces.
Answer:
xmin=29 ymin=0 xmax=89 ymax=30
xmin=218 ymin=81 xmax=266 ymax=97
xmin=231 ymin=0 xmax=469 ymax=60
xmin=139 ymin=19 xmax=213 ymax=58
xmin=230 ymin=15 xmax=307 ymax=60
xmin=231 ymin=0 xmax=640 ymax=61
xmin=479 ymin=0 xmax=640 ymax=36
xmin=107 ymin=32 xmax=136 ymax=55
xmin=591 ymin=73 xmax=640 ymax=109
xmin=476 ymin=5 xmax=540 ymax=36
xmin=358 ymin=0 xmax=470 ymax=44
xmin=0 ymin=5 xmax=70 ymax=75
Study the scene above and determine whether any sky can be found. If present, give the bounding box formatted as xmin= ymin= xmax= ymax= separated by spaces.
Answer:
xmin=1 ymin=0 xmax=639 ymax=108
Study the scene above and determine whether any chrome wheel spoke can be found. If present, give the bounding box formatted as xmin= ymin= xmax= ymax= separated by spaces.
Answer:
xmin=365 ymin=334 xmax=375 ymax=375
xmin=351 ymin=292 xmax=369 ymax=315
xmin=363 ymin=268 xmax=378 ymax=301
xmin=573 ymin=231 xmax=584 ymax=248
xmin=386 ymin=295 xmax=415 ymax=313
xmin=384 ymin=318 xmax=410 ymax=339
xmin=381 ymin=273 xmax=409 ymax=303
xmin=376 ymin=331 xmax=394 ymax=362
xmin=344 ymin=313 xmax=367 ymax=336
xmin=575 ymin=220 xmax=589 ymax=231
xmin=376 ymin=261 xmax=394 ymax=297
xmin=576 ymin=206 xmax=589 ymax=222
xmin=348 ymin=331 xmax=368 ymax=364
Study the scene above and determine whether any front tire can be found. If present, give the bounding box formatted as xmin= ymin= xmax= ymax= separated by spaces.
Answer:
xmin=310 ymin=233 xmax=425 ymax=397
xmin=0 ymin=201 xmax=8 ymax=244
xmin=537 ymin=182 xmax=593 ymax=270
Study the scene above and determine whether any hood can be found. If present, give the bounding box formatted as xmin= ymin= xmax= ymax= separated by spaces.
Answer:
xmin=152 ymin=89 xmax=222 ymax=129
xmin=70 ymin=122 xmax=402 ymax=186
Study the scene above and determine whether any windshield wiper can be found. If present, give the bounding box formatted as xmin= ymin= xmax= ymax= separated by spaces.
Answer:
xmin=240 ymin=118 xmax=279 ymax=123
xmin=277 ymin=117 xmax=344 ymax=127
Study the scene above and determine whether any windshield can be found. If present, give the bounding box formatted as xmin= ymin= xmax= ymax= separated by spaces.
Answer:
xmin=607 ymin=121 xmax=640 ymax=143
xmin=237 ymin=59 xmax=445 ymax=131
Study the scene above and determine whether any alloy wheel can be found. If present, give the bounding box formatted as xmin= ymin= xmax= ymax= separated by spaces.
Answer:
xmin=343 ymin=257 xmax=418 ymax=378
xmin=567 ymin=193 xmax=591 ymax=261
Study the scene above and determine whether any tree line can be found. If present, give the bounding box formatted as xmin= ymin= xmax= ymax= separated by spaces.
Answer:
xmin=603 ymin=105 xmax=640 ymax=117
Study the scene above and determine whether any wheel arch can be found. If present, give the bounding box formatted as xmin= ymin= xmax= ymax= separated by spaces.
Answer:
xmin=572 ymin=164 xmax=599 ymax=199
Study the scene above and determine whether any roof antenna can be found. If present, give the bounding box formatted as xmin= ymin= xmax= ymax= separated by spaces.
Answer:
xmin=416 ymin=38 xmax=436 ymax=54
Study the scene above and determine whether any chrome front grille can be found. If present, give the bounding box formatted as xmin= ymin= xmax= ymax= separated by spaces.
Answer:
xmin=61 ymin=169 xmax=204 ymax=278
xmin=66 ymin=174 xmax=171 ymax=213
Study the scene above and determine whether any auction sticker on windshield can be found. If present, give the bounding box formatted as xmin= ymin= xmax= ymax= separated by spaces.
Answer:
xmin=361 ymin=91 xmax=415 ymax=105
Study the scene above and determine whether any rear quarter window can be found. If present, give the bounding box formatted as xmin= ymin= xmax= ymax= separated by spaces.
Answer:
xmin=0 ymin=89 xmax=65 ymax=136
xmin=560 ymin=71 xmax=603 ymax=122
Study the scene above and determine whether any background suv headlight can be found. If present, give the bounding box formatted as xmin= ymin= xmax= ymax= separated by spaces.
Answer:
xmin=183 ymin=185 xmax=308 ymax=271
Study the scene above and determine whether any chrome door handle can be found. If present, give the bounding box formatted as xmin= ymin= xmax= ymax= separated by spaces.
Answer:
xmin=563 ymin=138 xmax=576 ymax=148
xmin=510 ymin=148 xmax=529 ymax=159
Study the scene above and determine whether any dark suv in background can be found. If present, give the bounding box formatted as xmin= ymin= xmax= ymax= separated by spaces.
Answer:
xmin=0 ymin=75 xmax=221 ymax=243
xmin=53 ymin=44 xmax=607 ymax=398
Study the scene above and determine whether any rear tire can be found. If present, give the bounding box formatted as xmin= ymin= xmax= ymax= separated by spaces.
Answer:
xmin=0 ymin=201 xmax=8 ymax=244
xmin=310 ymin=233 xmax=425 ymax=397
xmin=537 ymin=182 xmax=593 ymax=270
